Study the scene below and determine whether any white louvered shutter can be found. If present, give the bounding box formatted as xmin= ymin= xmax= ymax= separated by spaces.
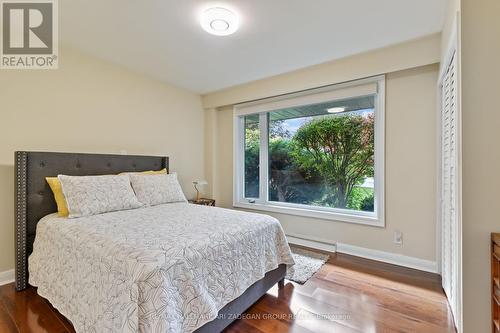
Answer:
xmin=441 ymin=51 xmax=458 ymax=320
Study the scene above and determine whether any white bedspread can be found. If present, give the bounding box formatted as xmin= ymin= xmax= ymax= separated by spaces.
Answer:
xmin=28 ymin=203 xmax=294 ymax=333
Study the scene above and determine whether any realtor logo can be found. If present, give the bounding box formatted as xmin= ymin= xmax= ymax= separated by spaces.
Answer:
xmin=1 ymin=0 xmax=58 ymax=69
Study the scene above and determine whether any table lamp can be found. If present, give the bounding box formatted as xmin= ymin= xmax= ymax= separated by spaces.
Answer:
xmin=193 ymin=180 xmax=208 ymax=201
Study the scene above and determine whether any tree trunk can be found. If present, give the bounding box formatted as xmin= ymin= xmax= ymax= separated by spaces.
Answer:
xmin=336 ymin=182 xmax=348 ymax=208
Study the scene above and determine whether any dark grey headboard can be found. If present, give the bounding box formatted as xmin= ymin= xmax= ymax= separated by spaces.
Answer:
xmin=14 ymin=151 xmax=168 ymax=291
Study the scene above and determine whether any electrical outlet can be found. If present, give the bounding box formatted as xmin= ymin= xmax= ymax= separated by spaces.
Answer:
xmin=393 ymin=230 xmax=403 ymax=245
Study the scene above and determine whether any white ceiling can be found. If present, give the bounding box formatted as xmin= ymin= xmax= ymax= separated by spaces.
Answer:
xmin=60 ymin=0 xmax=447 ymax=94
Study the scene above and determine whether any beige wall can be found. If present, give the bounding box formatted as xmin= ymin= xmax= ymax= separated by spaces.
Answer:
xmin=461 ymin=0 xmax=500 ymax=331
xmin=205 ymin=63 xmax=439 ymax=262
xmin=202 ymin=33 xmax=441 ymax=108
xmin=0 ymin=47 xmax=205 ymax=272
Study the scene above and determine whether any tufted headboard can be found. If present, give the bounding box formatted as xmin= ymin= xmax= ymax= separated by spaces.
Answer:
xmin=14 ymin=151 xmax=168 ymax=291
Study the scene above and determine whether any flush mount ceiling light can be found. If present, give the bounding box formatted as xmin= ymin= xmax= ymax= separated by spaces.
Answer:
xmin=327 ymin=107 xmax=346 ymax=113
xmin=200 ymin=7 xmax=239 ymax=36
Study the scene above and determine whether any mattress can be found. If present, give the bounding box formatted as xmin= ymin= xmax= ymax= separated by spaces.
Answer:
xmin=28 ymin=203 xmax=294 ymax=333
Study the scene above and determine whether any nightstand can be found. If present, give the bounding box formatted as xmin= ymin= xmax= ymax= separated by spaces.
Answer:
xmin=189 ymin=198 xmax=215 ymax=206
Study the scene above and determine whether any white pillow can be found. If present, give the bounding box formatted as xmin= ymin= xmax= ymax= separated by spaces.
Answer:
xmin=58 ymin=174 xmax=143 ymax=218
xmin=129 ymin=173 xmax=187 ymax=206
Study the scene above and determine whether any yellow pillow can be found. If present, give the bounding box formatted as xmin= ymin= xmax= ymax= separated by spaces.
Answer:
xmin=119 ymin=168 xmax=168 ymax=175
xmin=45 ymin=177 xmax=69 ymax=217
xmin=141 ymin=168 xmax=168 ymax=175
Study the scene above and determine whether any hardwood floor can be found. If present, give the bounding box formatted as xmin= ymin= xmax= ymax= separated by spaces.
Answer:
xmin=0 ymin=253 xmax=456 ymax=333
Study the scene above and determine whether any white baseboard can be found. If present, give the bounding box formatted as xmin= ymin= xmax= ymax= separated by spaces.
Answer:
xmin=336 ymin=242 xmax=439 ymax=274
xmin=286 ymin=233 xmax=337 ymax=253
xmin=285 ymin=234 xmax=437 ymax=274
xmin=0 ymin=269 xmax=14 ymax=286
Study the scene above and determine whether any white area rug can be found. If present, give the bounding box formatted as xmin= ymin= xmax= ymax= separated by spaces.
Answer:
xmin=286 ymin=247 xmax=329 ymax=284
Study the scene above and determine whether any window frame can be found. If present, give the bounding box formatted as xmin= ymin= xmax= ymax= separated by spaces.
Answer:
xmin=233 ymin=76 xmax=385 ymax=227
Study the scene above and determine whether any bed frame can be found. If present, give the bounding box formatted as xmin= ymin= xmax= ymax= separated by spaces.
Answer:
xmin=14 ymin=151 xmax=285 ymax=333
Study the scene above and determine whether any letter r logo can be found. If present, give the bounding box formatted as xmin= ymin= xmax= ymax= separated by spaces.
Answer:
xmin=2 ymin=2 xmax=53 ymax=54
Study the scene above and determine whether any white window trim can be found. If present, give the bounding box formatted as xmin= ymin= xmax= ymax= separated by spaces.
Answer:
xmin=233 ymin=75 xmax=385 ymax=227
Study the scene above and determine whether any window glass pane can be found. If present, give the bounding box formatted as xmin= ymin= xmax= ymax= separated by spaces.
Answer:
xmin=244 ymin=114 xmax=260 ymax=198
xmin=268 ymin=96 xmax=375 ymax=212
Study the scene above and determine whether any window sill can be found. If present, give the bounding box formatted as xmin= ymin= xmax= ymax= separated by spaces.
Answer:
xmin=233 ymin=201 xmax=384 ymax=227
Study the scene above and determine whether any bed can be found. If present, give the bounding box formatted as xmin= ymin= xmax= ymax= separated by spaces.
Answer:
xmin=14 ymin=151 xmax=294 ymax=333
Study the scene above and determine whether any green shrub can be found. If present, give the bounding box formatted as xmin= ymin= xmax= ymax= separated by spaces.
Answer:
xmin=347 ymin=188 xmax=374 ymax=212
